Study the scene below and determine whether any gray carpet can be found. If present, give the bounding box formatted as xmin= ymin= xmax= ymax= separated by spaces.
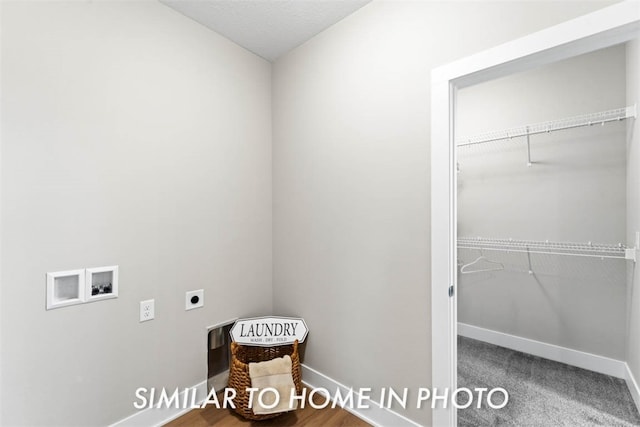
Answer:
xmin=457 ymin=336 xmax=640 ymax=427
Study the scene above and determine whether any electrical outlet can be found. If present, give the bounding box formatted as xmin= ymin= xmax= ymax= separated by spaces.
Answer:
xmin=140 ymin=299 xmax=154 ymax=322
xmin=185 ymin=289 xmax=204 ymax=311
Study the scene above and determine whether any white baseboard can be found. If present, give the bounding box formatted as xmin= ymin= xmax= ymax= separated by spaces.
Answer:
xmin=109 ymin=380 xmax=208 ymax=427
xmin=300 ymin=364 xmax=423 ymax=427
xmin=625 ymin=364 xmax=640 ymax=412
xmin=458 ymin=323 xmax=627 ymax=379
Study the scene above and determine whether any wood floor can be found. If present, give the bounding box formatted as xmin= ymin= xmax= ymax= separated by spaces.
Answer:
xmin=164 ymin=389 xmax=371 ymax=427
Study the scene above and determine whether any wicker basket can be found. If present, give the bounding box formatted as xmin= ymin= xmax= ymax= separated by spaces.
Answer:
xmin=228 ymin=340 xmax=302 ymax=420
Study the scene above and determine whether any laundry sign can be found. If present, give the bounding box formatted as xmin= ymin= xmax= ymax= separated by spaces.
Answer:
xmin=230 ymin=316 xmax=308 ymax=346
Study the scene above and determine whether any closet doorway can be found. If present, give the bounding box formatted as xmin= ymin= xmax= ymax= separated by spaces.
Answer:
xmin=456 ymin=43 xmax=637 ymax=426
xmin=430 ymin=3 xmax=640 ymax=426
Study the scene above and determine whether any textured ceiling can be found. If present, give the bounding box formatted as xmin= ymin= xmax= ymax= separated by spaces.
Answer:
xmin=161 ymin=0 xmax=371 ymax=62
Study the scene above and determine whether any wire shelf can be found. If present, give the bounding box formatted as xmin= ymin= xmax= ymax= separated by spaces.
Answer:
xmin=456 ymin=105 xmax=636 ymax=148
xmin=457 ymin=237 xmax=627 ymax=259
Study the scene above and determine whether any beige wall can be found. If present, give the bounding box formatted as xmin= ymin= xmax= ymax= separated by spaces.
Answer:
xmin=0 ymin=1 xmax=272 ymax=425
xmin=0 ymin=1 xmax=627 ymax=426
xmin=627 ymin=38 xmax=640 ymax=390
xmin=272 ymin=1 xmax=615 ymax=424
xmin=457 ymin=45 xmax=628 ymax=360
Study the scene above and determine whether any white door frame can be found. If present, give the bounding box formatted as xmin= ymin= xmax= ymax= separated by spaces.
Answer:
xmin=430 ymin=2 xmax=640 ymax=426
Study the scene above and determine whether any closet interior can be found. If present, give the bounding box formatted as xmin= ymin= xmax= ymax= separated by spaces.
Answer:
xmin=455 ymin=41 xmax=640 ymax=426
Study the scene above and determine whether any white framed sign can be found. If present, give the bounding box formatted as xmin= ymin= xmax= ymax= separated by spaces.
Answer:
xmin=230 ymin=316 xmax=308 ymax=347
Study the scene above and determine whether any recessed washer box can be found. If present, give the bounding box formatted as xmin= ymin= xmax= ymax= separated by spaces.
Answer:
xmin=85 ymin=266 xmax=118 ymax=302
xmin=46 ymin=269 xmax=86 ymax=310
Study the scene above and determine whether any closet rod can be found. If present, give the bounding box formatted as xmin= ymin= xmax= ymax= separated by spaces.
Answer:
xmin=457 ymin=237 xmax=632 ymax=260
xmin=456 ymin=105 xmax=636 ymax=147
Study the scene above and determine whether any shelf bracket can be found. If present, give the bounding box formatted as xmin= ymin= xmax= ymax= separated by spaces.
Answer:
xmin=625 ymin=248 xmax=637 ymax=263
xmin=626 ymin=232 xmax=640 ymax=263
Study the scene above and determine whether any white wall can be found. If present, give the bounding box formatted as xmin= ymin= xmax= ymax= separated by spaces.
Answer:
xmin=272 ymin=1 xmax=616 ymax=424
xmin=0 ymin=1 xmax=272 ymax=425
xmin=0 ymin=1 xmax=626 ymax=425
xmin=627 ymin=38 xmax=640 ymax=389
xmin=456 ymin=45 xmax=628 ymax=359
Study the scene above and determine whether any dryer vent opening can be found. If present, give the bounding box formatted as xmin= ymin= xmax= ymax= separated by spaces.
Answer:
xmin=208 ymin=321 xmax=234 ymax=393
